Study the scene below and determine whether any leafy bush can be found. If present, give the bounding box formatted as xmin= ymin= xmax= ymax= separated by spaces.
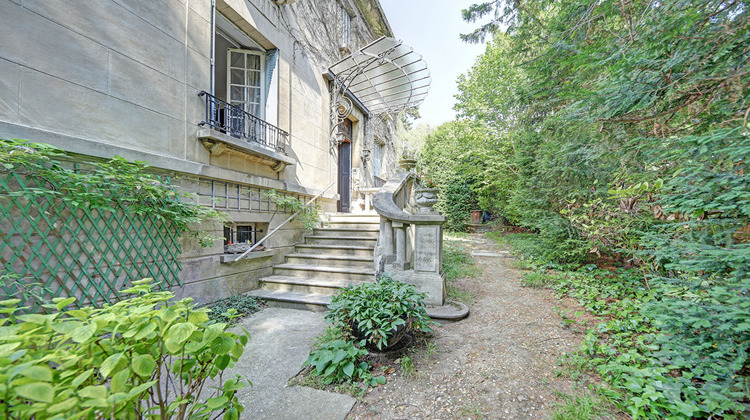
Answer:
xmin=501 ymin=232 xmax=750 ymax=418
xmin=303 ymin=335 xmax=374 ymax=386
xmin=0 ymin=139 xmax=225 ymax=247
xmin=202 ymin=294 xmax=264 ymax=325
xmin=326 ymin=275 xmax=434 ymax=351
xmin=264 ymin=189 xmax=320 ymax=230
xmin=0 ymin=279 xmax=249 ymax=419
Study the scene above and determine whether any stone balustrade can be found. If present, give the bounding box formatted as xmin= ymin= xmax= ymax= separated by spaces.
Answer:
xmin=372 ymin=171 xmax=446 ymax=306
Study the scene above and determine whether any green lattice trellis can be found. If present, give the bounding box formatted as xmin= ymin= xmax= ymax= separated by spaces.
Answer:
xmin=0 ymin=171 xmax=182 ymax=311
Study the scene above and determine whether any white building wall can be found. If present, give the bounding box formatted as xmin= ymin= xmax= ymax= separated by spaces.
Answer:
xmin=0 ymin=0 xmax=400 ymax=304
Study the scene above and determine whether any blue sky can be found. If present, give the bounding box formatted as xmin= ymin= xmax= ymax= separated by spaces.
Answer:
xmin=379 ymin=1 xmax=488 ymax=126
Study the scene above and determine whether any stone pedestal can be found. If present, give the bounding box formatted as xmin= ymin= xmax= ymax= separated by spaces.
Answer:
xmin=388 ymin=223 xmax=445 ymax=306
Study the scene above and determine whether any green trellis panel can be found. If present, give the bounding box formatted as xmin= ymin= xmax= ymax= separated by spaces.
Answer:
xmin=0 ymin=171 xmax=182 ymax=311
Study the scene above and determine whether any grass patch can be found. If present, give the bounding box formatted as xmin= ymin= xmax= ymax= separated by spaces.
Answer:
xmin=202 ymin=294 xmax=264 ymax=324
xmin=443 ymin=241 xmax=481 ymax=281
xmin=551 ymin=388 xmax=613 ymax=420
xmin=443 ymin=240 xmax=480 ymax=304
xmin=444 ymin=231 xmax=471 ymax=240
xmin=520 ymin=271 xmax=552 ymax=288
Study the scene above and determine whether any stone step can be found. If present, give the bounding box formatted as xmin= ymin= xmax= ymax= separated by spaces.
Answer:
xmin=286 ymin=253 xmax=372 ymax=268
xmin=259 ymin=275 xmax=369 ymax=295
xmin=273 ymin=263 xmax=375 ymax=282
xmin=246 ymin=289 xmax=330 ymax=312
xmin=294 ymin=244 xmax=375 ymax=257
xmin=327 ymin=214 xmax=380 ymax=224
xmin=313 ymin=227 xmax=379 ymax=238
xmin=305 ymin=235 xmax=377 ymax=247
xmin=326 ymin=222 xmax=380 ymax=230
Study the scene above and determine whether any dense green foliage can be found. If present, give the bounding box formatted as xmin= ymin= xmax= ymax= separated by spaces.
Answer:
xmin=304 ymin=277 xmax=434 ymax=389
xmin=417 ymin=0 xmax=750 ymax=417
xmin=326 ymin=275 xmax=434 ymax=350
xmin=264 ymin=189 xmax=321 ymax=230
xmin=303 ymin=331 xmax=374 ymax=385
xmin=202 ymin=294 xmax=264 ymax=325
xmin=0 ymin=279 xmax=249 ymax=419
xmin=0 ymin=139 xmax=224 ymax=247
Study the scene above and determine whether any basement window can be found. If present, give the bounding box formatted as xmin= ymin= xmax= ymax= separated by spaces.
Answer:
xmin=224 ymin=223 xmax=267 ymax=253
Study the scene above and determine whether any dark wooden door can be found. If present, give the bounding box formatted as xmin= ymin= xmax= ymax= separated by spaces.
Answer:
xmin=338 ymin=119 xmax=353 ymax=213
xmin=338 ymin=141 xmax=351 ymax=213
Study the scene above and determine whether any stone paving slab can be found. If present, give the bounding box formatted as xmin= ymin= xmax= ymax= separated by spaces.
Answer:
xmin=227 ymin=308 xmax=355 ymax=420
xmin=471 ymin=250 xmax=511 ymax=257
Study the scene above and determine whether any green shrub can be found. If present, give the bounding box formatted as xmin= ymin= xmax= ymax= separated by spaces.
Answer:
xmin=326 ymin=275 xmax=434 ymax=351
xmin=202 ymin=294 xmax=264 ymax=325
xmin=0 ymin=279 xmax=249 ymax=419
xmin=303 ymin=336 xmax=373 ymax=385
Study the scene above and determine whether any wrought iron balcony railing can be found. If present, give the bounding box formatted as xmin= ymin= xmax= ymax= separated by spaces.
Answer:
xmin=198 ymin=91 xmax=288 ymax=154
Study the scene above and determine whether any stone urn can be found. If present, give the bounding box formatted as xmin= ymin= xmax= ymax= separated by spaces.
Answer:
xmin=398 ymin=158 xmax=418 ymax=171
xmin=415 ymin=187 xmax=439 ymax=212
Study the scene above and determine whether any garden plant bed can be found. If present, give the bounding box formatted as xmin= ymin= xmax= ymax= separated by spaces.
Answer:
xmin=346 ymin=233 xmax=623 ymax=419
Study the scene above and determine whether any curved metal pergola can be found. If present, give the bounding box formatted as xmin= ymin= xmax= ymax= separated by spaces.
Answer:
xmin=327 ymin=37 xmax=431 ymax=147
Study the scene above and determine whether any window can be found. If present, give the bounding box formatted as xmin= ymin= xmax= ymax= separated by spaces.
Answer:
xmin=224 ymin=223 xmax=266 ymax=247
xmin=342 ymin=8 xmax=351 ymax=46
xmin=373 ymin=137 xmax=384 ymax=177
xmin=228 ymin=49 xmax=265 ymax=118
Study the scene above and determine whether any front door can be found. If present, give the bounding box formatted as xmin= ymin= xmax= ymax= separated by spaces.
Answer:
xmin=338 ymin=119 xmax=353 ymax=213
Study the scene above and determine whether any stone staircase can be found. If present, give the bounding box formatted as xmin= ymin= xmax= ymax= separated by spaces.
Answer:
xmin=248 ymin=213 xmax=380 ymax=311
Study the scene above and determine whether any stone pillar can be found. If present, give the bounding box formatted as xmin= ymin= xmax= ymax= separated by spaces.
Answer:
xmin=392 ymin=221 xmax=409 ymax=270
xmin=379 ymin=218 xmax=394 ymax=258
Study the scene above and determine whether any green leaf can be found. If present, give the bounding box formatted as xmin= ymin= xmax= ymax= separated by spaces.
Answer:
xmin=110 ymin=369 xmax=130 ymax=393
xmin=342 ymin=361 xmax=355 ymax=377
xmin=70 ymin=324 xmax=97 ymax=343
xmin=206 ymin=395 xmax=229 ymax=409
xmin=132 ymin=354 xmax=156 ymax=378
xmin=216 ymin=354 xmax=230 ymax=370
xmin=99 ymin=352 xmax=126 ymax=378
xmin=210 ymin=336 xmax=234 ymax=355
xmin=16 ymin=382 xmax=55 ymax=403
xmin=53 ymin=297 xmax=76 ymax=310
xmin=224 ymin=407 xmax=239 ymax=420
xmin=127 ymin=380 xmax=157 ymax=399
xmin=78 ymin=385 xmax=107 ymax=400
xmin=166 ymin=322 xmax=197 ymax=345
xmin=71 ymin=369 xmax=94 ymax=388
xmin=21 ymin=365 xmax=53 ymax=382
xmin=46 ymin=397 xmax=78 ymax=414
xmin=332 ymin=349 xmax=347 ymax=364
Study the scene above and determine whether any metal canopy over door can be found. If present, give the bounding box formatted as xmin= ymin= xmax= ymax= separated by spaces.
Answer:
xmin=338 ymin=119 xmax=353 ymax=213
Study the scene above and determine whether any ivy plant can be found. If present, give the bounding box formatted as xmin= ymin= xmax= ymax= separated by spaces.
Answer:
xmin=264 ymin=189 xmax=321 ymax=230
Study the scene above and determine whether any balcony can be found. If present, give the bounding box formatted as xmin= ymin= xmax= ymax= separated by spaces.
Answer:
xmin=197 ymin=91 xmax=294 ymax=172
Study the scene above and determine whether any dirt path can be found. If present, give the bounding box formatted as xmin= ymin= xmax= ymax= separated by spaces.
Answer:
xmin=348 ymin=233 xmax=595 ymax=419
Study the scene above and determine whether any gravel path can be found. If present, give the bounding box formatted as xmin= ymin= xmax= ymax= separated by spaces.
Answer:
xmin=347 ymin=233 xmax=596 ymax=419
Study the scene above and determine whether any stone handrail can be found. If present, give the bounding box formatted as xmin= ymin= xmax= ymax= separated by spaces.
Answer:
xmin=372 ymin=170 xmax=446 ymax=306
xmin=373 ymin=172 xmax=445 ymax=224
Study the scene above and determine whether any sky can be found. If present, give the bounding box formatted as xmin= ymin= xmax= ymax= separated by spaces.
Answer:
xmin=379 ymin=1 xmax=489 ymax=127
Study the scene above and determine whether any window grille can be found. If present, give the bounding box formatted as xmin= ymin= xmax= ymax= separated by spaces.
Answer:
xmin=224 ymin=224 xmax=264 ymax=246
xmin=196 ymin=178 xmax=310 ymax=213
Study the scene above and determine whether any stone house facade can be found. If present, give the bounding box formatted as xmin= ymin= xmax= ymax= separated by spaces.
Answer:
xmin=0 ymin=0 xmax=408 ymax=304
